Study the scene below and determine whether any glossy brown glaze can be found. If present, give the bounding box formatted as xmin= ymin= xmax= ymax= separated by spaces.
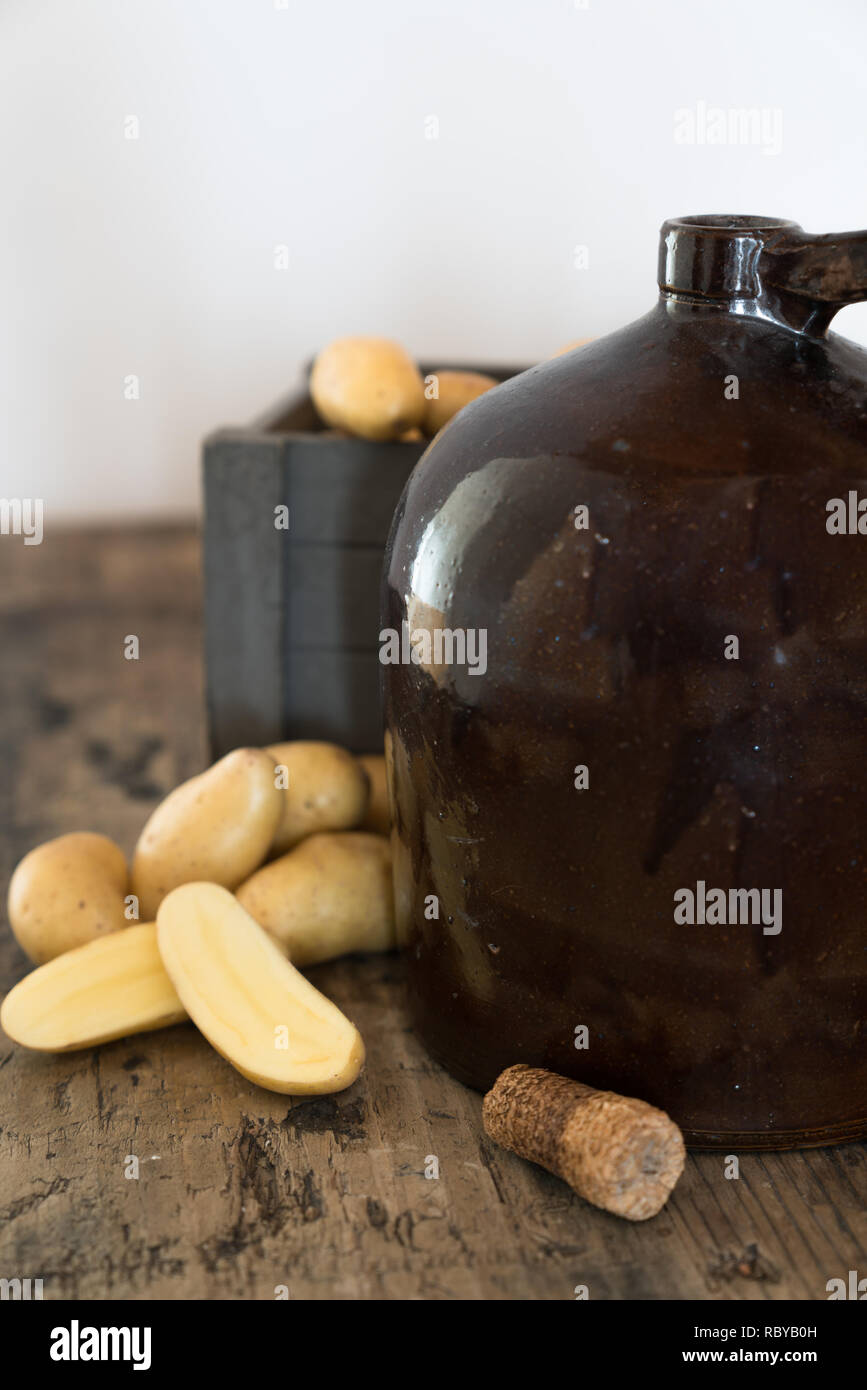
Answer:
xmin=381 ymin=216 xmax=867 ymax=1148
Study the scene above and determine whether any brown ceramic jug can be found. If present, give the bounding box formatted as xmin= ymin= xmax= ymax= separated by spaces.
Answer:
xmin=381 ymin=215 xmax=867 ymax=1149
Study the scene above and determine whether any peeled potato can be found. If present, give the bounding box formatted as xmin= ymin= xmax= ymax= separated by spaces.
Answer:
xmin=422 ymin=369 xmax=498 ymax=435
xmin=359 ymin=754 xmax=390 ymax=835
xmin=7 ymin=832 xmax=130 ymax=965
xmin=156 ymin=883 xmax=365 ymax=1095
xmin=267 ymin=741 xmax=369 ymax=855
xmin=0 ymin=922 xmax=186 ymax=1051
xmin=236 ymin=831 xmax=394 ymax=966
xmin=310 ymin=336 xmax=425 ymax=441
xmin=131 ymin=748 xmax=282 ymax=920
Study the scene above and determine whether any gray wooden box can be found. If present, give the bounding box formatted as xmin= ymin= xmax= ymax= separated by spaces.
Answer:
xmin=203 ymin=364 xmax=521 ymax=756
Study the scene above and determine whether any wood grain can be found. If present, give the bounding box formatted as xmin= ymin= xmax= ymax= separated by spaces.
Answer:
xmin=0 ymin=525 xmax=864 ymax=1301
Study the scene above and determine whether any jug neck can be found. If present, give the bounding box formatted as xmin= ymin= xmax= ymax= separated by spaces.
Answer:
xmin=658 ymin=215 xmax=867 ymax=337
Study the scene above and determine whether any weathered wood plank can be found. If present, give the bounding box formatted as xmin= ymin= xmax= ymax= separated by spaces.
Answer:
xmin=0 ymin=526 xmax=864 ymax=1301
xmin=202 ymin=428 xmax=421 ymax=756
xmin=203 ymin=434 xmax=287 ymax=757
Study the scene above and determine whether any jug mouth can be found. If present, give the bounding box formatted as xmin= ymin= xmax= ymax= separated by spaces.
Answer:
xmin=665 ymin=214 xmax=798 ymax=233
xmin=658 ymin=214 xmax=801 ymax=300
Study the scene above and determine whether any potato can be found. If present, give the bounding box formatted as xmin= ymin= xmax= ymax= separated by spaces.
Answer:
xmin=267 ymin=741 xmax=369 ymax=855
xmin=131 ymin=748 xmax=282 ymax=920
xmin=235 ymin=831 xmax=395 ymax=966
xmin=422 ymin=369 xmax=498 ymax=435
xmin=310 ymin=336 xmax=425 ymax=441
xmin=550 ymin=338 xmax=593 ymax=357
xmin=0 ymin=922 xmax=186 ymax=1051
xmin=157 ymin=883 xmax=364 ymax=1095
xmin=359 ymin=754 xmax=390 ymax=835
xmin=7 ymin=832 xmax=130 ymax=965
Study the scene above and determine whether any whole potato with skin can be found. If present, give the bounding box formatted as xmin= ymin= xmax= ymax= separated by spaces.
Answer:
xmin=267 ymin=741 xmax=369 ymax=856
xmin=423 ymin=369 xmax=498 ymax=436
xmin=550 ymin=338 xmax=593 ymax=358
xmin=7 ymin=832 xmax=129 ymax=965
xmin=358 ymin=754 xmax=390 ymax=835
xmin=235 ymin=832 xmax=395 ymax=966
xmin=310 ymin=337 xmax=425 ymax=441
xmin=131 ymin=748 xmax=282 ymax=919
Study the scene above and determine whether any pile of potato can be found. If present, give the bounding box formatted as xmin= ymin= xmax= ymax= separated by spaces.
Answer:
xmin=310 ymin=336 xmax=500 ymax=443
xmin=1 ymin=743 xmax=392 ymax=1096
xmin=308 ymin=335 xmax=595 ymax=444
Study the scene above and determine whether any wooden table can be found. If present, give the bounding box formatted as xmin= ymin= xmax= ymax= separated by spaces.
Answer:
xmin=1 ymin=526 xmax=864 ymax=1302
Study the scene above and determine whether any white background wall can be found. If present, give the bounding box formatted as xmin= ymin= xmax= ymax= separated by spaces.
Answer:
xmin=2 ymin=0 xmax=866 ymax=522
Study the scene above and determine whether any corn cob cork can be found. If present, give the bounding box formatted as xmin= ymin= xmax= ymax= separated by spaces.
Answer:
xmin=482 ymin=1064 xmax=685 ymax=1221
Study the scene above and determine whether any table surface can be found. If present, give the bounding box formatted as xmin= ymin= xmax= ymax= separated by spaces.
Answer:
xmin=0 ymin=525 xmax=864 ymax=1302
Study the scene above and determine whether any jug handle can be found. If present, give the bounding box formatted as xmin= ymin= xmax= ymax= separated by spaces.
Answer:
xmin=759 ymin=228 xmax=867 ymax=332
